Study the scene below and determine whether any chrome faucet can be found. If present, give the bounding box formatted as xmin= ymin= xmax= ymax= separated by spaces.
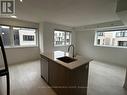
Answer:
xmin=68 ymin=44 xmax=75 ymax=58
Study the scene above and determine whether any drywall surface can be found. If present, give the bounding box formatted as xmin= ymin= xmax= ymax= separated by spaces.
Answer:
xmin=0 ymin=18 xmax=40 ymax=66
xmin=39 ymin=23 xmax=44 ymax=52
xmin=0 ymin=78 xmax=3 ymax=95
xmin=74 ymin=20 xmax=124 ymax=31
xmin=0 ymin=18 xmax=39 ymax=28
xmin=75 ymin=20 xmax=127 ymax=66
xmin=0 ymin=47 xmax=40 ymax=66
xmin=76 ymin=29 xmax=127 ymax=66
xmin=42 ymin=22 xmax=75 ymax=52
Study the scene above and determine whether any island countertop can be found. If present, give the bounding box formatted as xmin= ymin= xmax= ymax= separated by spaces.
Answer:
xmin=40 ymin=51 xmax=92 ymax=70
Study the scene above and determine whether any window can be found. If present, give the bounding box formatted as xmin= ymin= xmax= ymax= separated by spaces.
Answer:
xmin=116 ymin=31 xmax=127 ymax=37
xmin=97 ymin=39 xmax=100 ymax=45
xmin=0 ymin=25 xmax=38 ymax=48
xmin=95 ymin=29 xmax=127 ymax=48
xmin=23 ymin=35 xmax=34 ymax=41
xmin=66 ymin=32 xmax=71 ymax=45
xmin=54 ymin=30 xmax=71 ymax=46
xmin=0 ymin=25 xmax=11 ymax=46
xmin=13 ymin=27 xmax=37 ymax=46
xmin=118 ymin=41 xmax=127 ymax=46
xmin=97 ymin=32 xmax=104 ymax=36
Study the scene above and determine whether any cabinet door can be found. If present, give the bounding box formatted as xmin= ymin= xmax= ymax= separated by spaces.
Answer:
xmin=41 ymin=57 xmax=48 ymax=82
xmin=48 ymin=60 xmax=70 ymax=95
xmin=124 ymin=69 xmax=127 ymax=88
xmin=48 ymin=60 xmax=55 ymax=85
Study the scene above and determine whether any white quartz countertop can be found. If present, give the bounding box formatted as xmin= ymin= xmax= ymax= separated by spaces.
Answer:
xmin=40 ymin=51 xmax=92 ymax=70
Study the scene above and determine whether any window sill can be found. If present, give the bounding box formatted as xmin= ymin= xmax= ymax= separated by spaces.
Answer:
xmin=94 ymin=44 xmax=127 ymax=49
xmin=5 ymin=46 xmax=39 ymax=49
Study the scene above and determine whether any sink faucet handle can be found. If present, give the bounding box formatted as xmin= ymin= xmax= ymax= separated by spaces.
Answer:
xmin=68 ymin=44 xmax=75 ymax=58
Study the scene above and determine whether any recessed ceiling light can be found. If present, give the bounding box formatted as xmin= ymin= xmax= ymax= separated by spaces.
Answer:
xmin=11 ymin=15 xmax=17 ymax=18
xmin=2 ymin=33 xmax=5 ymax=35
xmin=1 ymin=26 xmax=9 ymax=29
xmin=20 ymin=0 xmax=23 ymax=2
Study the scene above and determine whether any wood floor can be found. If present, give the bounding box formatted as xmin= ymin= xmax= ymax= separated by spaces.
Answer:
xmin=88 ymin=61 xmax=127 ymax=95
xmin=0 ymin=60 xmax=127 ymax=95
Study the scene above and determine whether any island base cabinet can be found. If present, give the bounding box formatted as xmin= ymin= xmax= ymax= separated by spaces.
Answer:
xmin=124 ymin=69 xmax=127 ymax=88
xmin=48 ymin=60 xmax=70 ymax=95
xmin=69 ymin=63 xmax=89 ymax=95
xmin=48 ymin=60 xmax=89 ymax=95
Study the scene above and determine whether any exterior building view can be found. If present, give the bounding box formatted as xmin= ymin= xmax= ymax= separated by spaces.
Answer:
xmin=96 ymin=30 xmax=127 ymax=47
xmin=16 ymin=28 xmax=36 ymax=46
xmin=0 ymin=26 xmax=37 ymax=47
xmin=54 ymin=30 xmax=71 ymax=46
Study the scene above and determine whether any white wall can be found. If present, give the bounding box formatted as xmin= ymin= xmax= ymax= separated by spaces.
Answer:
xmin=41 ymin=22 xmax=75 ymax=52
xmin=39 ymin=23 xmax=44 ymax=52
xmin=0 ymin=78 xmax=4 ymax=95
xmin=0 ymin=18 xmax=40 ymax=66
xmin=0 ymin=47 xmax=40 ymax=65
xmin=10 ymin=47 xmax=39 ymax=64
xmin=0 ymin=18 xmax=39 ymax=28
xmin=75 ymin=21 xmax=127 ymax=67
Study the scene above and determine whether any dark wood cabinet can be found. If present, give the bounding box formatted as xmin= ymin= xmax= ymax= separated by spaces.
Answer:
xmin=48 ymin=60 xmax=70 ymax=95
xmin=124 ymin=69 xmax=127 ymax=88
xmin=40 ymin=55 xmax=89 ymax=95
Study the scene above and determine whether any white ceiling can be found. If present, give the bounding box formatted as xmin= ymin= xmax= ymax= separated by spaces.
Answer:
xmin=15 ymin=0 xmax=119 ymax=26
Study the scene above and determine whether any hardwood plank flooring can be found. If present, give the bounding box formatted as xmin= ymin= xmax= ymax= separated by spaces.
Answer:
xmin=0 ymin=60 xmax=56 ymax=95
xmin=88 ymin=61 xmax=127 ymax=95
xmin=0 ymin=60 xmax=127 ymax=95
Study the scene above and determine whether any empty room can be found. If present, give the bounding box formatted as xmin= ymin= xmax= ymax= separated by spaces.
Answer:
xmin=0 ymin=0 xmax=127 ymax=95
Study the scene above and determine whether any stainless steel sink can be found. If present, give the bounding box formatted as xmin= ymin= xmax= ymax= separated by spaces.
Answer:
xmin=57 ymin=56 xmax=77 ymax=63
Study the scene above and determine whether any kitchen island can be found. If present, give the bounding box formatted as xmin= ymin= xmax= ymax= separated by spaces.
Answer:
xmin=40 ymin=51 xmax=92 ymax=95
xmin=124 ymin=69 xmax=127 ymax=89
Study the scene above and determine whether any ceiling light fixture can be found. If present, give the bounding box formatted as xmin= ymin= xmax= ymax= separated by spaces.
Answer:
xmin=1 ymin=26 xmax=9 ymax=29
xmin=11 ymin=15 xmax=17 ymax=18
xmin=2 ymin=33 xmax=5 ymax=35
xmin=20 ymin=0 xmax=23 ymax=2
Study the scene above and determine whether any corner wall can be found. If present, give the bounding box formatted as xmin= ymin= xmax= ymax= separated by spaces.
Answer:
xmin=41 ymin=22 xmax=75 ymax=52
xmin=75 ymin=21 xmax=127 ymax=66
